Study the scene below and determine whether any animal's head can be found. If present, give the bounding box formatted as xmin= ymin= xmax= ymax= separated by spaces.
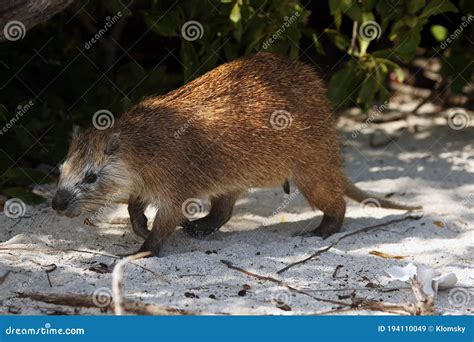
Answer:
xmin=52 ymin=128 xmax=131 ymax=217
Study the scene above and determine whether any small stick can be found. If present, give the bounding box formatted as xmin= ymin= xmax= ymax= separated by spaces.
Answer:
xmin=18 ymin=292 xmax=198 ymax=315
xmin=332 ymin=265 xmax=343 ymax=278
xmin=409 ymin=277 xmax=435 ymax=315
xmin=221 ymin=260 xmax=349 ymax=307
xmin=277 ymin=215 xmax=422 ymax=274
xmin=45 ymin=272 xmax=53 ymax=288
xmin=220 ymin=260 xmax=429 ymax=315
xmin=112 ymin=251 xmax=151 ymax=315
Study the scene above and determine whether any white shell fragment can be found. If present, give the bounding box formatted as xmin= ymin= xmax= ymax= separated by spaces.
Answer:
xmin=385 ymin=263 xmax=458 ymax=296
xmin=385 ymin=263 xmax=417 ymax=282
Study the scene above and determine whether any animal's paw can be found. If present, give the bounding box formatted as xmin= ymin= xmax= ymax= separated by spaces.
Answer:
xmin=294 ymin=224 xmax=339 ymax=240
xmin=137 ymin=239 xmax=161 ymax=257
xmin=182 ymin=219 xmax=218 ymax=239
xmin=293 ymin=229 xmax=325 ymax=239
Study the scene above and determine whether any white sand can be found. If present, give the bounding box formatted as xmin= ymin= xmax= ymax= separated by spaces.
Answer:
xmin=0 ymin=111 xmax=473 ymax=315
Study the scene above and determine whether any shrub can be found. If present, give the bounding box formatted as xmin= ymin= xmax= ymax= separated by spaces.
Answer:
xmin=0 ymin=0 xmax=470 ymax=201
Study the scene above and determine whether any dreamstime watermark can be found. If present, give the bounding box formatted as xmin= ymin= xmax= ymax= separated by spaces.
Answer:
xmin=352 ymin=101 xmax=388 ymax=139
xmin=92 ymin=287 xmax=113 ymax=308
xmin=358 ymin=21 xmax=381 ymax=42
xmin=3 ymin=198 xmax=26 ymax=219
xmin=3 ymin=20 xmax=26 ymax=41
xmin=448 ymin=288 xmax=473 ymax=308
xmin=270 ymin=110 xmax=293 ymax=130
xmin=5 ymin=323 xmax=85 ymax=336
xmin=360 ymin=197 xmax=381 ymax=209
xmin=181 ymin=20 xmax=204 ymax=41
xmin=447 ymin=109 xmax=470 ymax=130
xmin=460 ymin=193 xmax=473 ymax=208
xmin=88 ymin=192 xmax=121 ymax=224
xmin=270 ymin=288 xmax=292 ymax=307
xmin=181 ymin=198 xmax=204 ymax=219
xmin=262 ymin=12 xmax=300 ymax=49
xmin=440 ymin=15 xmax=474 ymax=49
xmin=262 ymin=189 xmax=300 ymax=227
xmin=0 ymin=100 xmax=35 ymax=136
xmin=4 ymin=279 xmax=33 ymax=308
xmin=92 ymin=109 xmax=115 ymax=130
xmin=84 ymin=12 xmax=123 ymax=50
xmin=174 ymin=107 xmax=203 ymax=139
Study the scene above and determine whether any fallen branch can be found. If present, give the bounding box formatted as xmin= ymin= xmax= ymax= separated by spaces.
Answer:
xmin=277 ymin=214 xmax=422 ymax=274
xmin=409 ymin=277 xmax=435 ymax=315
xmin=221 ymin=259 xmax=432 ymax=315
xmin=18 ymin=292 xmax=198 ymax=315
xmin=112 ymin=251 xmax=151 ymax=315
xmin=221 ymin=259 xmax=350 ymax=307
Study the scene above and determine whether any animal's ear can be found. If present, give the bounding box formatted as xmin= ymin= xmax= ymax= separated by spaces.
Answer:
xmin=105 ymin=132 xmax=120 ymax=155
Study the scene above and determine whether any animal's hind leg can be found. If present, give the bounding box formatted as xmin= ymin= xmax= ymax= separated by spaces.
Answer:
xmin=128 ymin=195 xmax=149 ymax=238
xmin=293 ymin=171 xmax=346 ymax=238
xmin=182 ymin=191 xmax=241 ymax=239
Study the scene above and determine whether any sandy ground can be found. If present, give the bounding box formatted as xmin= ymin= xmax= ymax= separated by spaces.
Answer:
xmin=0 ymin=110 xmax=473 ymax=315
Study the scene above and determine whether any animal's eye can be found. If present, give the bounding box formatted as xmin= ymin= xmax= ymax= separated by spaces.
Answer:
xmin=84 ymin=172 xmax=98 ymax=184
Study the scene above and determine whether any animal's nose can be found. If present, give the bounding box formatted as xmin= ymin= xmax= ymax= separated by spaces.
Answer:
xmin=52 ymin=189 xmax=72 ymax=212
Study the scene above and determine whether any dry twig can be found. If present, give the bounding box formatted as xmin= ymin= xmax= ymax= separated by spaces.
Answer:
xmin=221 ymin=259 xmax=352 ymax=307
xmin=112 ymin=251 xmax=151 ymax=315
xmin=18 ymin=292 xmax=197 ymax=315
xmin=221 ymin=259 xmax=433 ymax=315
xmin=277 ymin=215 xmax=422 ymax=274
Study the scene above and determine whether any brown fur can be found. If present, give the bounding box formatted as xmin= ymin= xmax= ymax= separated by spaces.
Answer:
xmin=55 ymin=52 xmax=421 ymax=256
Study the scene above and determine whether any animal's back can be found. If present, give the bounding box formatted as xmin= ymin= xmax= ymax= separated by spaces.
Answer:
xmin=117 ymin=52 xmax=341 ymax=201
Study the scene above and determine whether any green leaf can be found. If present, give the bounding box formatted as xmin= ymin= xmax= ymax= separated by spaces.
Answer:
xmin=358 ymin=13 xmax=378 ymax=56
xmin=376 ymin=58 xmax=405 ymax=82
xmin=376 ymin=0 xmax=404 ymax=31
xmin=324 ymin=29 xmax=350 ymax=51
xmin=142 ymin=10 xmax=181 ymax=37
xmin=230 ymin=1 xmax=242 ymax=23
xmin=392 ymin=24 xmax=422 ymax=63
xmin=181 ymin=43 xmax=200 ymax=82
xmin=358 ymin=74 xmax=378 ymax=107
xmin=311 ymin=32 xmax=326 ymax=56
xmin=327 ymin=62 xmax=364 ymax=107
xmin=431 ymin=25 xmax=448 ymax=41
xmin=407 ymin=0 xmax=425 ymax=14
xmin=404 ymin=16 xmax=418 ymax=28
xmin=442 ymin=50 xmax=474 ymax=93
xmin=334 ymin=10 xmax=342 ymax=30
xmin=329 ymin=0 xmax=343 ymax=14
xmin=421 ymin=0 xmax=458 ymax=18
xmin=362 ymin=0 xmax=377 ymax=11
xmin=342 ymin=0 xmax=363 ymax=22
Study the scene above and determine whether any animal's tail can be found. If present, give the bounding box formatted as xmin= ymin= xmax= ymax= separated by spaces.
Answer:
xmin=344 ymin=177 xmax=422 ymax=210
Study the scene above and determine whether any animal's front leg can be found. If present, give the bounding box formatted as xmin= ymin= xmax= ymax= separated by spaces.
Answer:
xmin=128 ymin=195 xmax=149 ymax=238
xmin=139 ymin=206 xmax=182 ymax=256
